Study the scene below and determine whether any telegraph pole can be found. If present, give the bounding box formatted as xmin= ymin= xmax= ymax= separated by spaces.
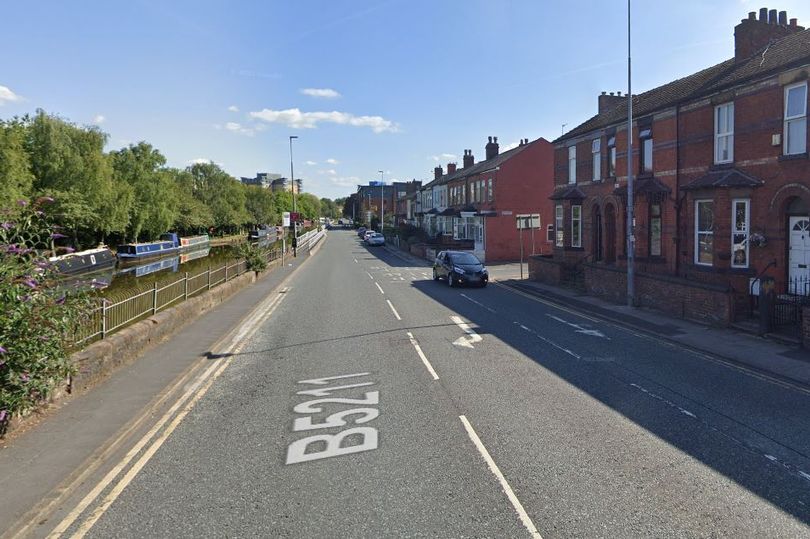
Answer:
xmin=626 ymin=0 xmax=635 ymax=307
xmin=289 ymin=135 xmax=298 ymax=257
xmin=378 ymin=170 xmax=384 ymax=232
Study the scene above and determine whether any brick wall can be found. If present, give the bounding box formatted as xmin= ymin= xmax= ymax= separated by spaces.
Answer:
xmin=528 ymin=255 xmax=564 ymax=286
xmin=584 ymin=263 xmax=734 ymax=326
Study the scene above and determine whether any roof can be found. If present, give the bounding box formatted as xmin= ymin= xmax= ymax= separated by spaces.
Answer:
xmin=613 ymin=177 xmax=672 ymax=196
xmin=420 ymin=138 xmax=546 ymax=190
xmin=550 ymin=186 xmax=586 ymax=200
xmin=681 ymin=168 xmax=764 ymax=190
xmin=555 ymin=27 xmax=810 ymax=144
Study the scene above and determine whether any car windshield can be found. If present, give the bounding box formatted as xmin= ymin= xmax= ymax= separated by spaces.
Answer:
xmin=449 ymin=253 xmax=480 ymax=265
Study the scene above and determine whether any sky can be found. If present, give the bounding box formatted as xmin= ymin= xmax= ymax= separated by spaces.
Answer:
xmin=2 ymin=1 xmax=809 ymax=200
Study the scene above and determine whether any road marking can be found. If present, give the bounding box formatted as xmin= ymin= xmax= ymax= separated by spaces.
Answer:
xmin=354 ymin=258 xmax=358 ymax=263
xmin=451 ymin=315 xmax=483 ymax=349
xmin=366 ymin=271 xmax=374 ymax=279
xmin=514 ymin=322 xmax=581 ymax=359
xmin=547 ymin=314 xmax=608 ymax=339
xmin=70 ymin=359 xmax=233 ymax=539
xmin=386 ymin=299 xmax=402 ymax=320
xmin=375 ymin=282 xmax=385 ymax=295
xmin=407 ymin=331 xmax=439 ymax=380
xmin=461 ymin=293 xmax=497 ymax=313
xmin=459 ymin=415 xmax=542 ymax=539
xmin=298 ymin=372 xmax=371 ymax=385
xmin=51 ymin=285 xmax=293 ymax=538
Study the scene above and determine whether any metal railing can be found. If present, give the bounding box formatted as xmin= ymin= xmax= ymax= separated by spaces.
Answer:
xmin=74 ymin=246 xmax=287 ymax=346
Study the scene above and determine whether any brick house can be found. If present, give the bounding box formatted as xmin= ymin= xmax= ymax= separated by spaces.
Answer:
xmin=393 ymin=180 xmax=421 ymax=225
xmin=418 ymin=136 xmax=554 ymax=261
xmin=545 ymin=7 xmax=810 ymax=326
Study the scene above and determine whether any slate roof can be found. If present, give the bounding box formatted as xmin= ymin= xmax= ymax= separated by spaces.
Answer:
xmin=550 ymin=186 xmax=587 ymax=200
xmin=555 ymin=27 xmax=810 ymax=144
xmin=613 ymin=177 xmax=672 ymax=196
xmin=681 ymin=168 xmax=764 ymax=190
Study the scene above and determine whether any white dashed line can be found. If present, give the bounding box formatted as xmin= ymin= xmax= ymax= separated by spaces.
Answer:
xmin=386 ymin=300 xmax=401 ymax=320
xmin=366 ymin=271 xmax=374 ymax=280
xmin=407 ymin=332 xmax=439 ymax=380
xmin=375 ymin=282 xmax=385 ymax=294
xmin=515 ymin=322 xmax=581 ymax=359
xmin=459 ymin=415 xmax=543 ymax=538
xmin=461 ymin=293 xmax=496 ymax=313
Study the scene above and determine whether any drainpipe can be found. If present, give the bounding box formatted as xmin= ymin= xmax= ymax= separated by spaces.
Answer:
xmin=675 ymin=102 xmax=681 ymax=277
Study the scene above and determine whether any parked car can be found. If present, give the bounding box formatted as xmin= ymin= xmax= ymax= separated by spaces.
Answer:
xmin=367 ymin=233 xmax=385 ymax=246
xmin=363 ymin=230 xmax=376 ymax=242
xmin=433 ymin=250 xmax=488 ymax=287
xmin=357 ymin=227 xmax=367 ymax=238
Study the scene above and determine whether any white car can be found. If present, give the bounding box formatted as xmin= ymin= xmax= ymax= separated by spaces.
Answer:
xmin=366 ymin=233 xmax=385 ymax=246
xmin=363 ymin=230 xmax=376 ymax=242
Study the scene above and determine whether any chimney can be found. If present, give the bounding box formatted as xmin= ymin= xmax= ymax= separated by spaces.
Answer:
xmin=463 ymin=149 xmax=475 ymax=168
xmin=485 ymin=136 xmax=499 ymax=160
xmin=735 ymin=7 xmax=804 ymax=60
xmin=447 ymin=162 xmax=457 ymax=174
xmin=434 ymin=166 xmax=443 ymax=181
xmin=598 ymin=91 xmax=624 ymax=114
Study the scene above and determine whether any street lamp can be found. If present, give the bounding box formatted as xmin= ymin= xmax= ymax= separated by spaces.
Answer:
xmin=289 ymin=135 xmax=298 ymax=257
xmin=378 ymin=170 xmax=384 ymax=232
xmin=626 ymin=0 xmax=635 ymax=307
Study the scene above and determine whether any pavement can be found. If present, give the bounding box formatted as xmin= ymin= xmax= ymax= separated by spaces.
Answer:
xmin=383 ymin=243 xmax=810 ymax=390
xmin=2 ymin=230 xmax=809 ymax=538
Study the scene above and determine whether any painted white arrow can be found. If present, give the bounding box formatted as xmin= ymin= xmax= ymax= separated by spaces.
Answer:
xmin=547 ymin=315 xmax=608 ymax=339
xmin=451 ymin=315 xmax=483 ymax=349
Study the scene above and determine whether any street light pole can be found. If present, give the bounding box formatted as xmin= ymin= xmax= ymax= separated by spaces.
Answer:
xmin=378 ymin=170 xmax=384 ymax=232
xmin=626 ymin=0 xmax=635 ymax=307
xmin=289 ymin=135 xmax=298 ymax=257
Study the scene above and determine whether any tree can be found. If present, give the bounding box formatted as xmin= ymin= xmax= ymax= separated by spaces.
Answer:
xmin=0 ymin=118 xmax=34 ymax=209
xmin=187 ymin=162 xmax=249 ymax=233
xmin=245 ymin=186 xmax=278 ymax=226
xmin=167 ymin=168 xmax=212 ymax=233
xmin=297 ymin=193 xmax=322 ymax=220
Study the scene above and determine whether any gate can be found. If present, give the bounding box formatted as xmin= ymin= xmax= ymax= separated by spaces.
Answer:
xmin=773 ymin=275 xmax=810 ymax=336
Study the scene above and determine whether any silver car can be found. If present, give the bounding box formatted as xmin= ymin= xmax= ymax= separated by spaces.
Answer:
xmin=366 ymin=233 xmax=385 ymax=246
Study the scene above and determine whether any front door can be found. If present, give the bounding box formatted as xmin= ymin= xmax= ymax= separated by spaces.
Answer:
xmin=788 ymin=216 xmax=810 ymax=294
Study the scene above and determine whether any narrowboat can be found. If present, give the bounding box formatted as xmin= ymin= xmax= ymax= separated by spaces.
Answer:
xmin=50 ymin=247 xmax=116 ymax=276
xmin=178 ymin=234 xmax=210 ymax=251
xmin=117 ymin=233 xmax=181 ymax=263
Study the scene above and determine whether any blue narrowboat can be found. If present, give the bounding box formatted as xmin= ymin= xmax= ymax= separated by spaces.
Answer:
xmin=117 ymin=233 xmax=181 ymax=263
xmin=50 ymin=247 xmax=117 ymax=276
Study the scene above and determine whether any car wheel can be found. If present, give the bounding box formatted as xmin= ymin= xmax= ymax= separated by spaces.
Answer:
xmin=433 ymin=269 xmax=439 ymax=281
xmin=480 ymin=280 xmax=488 ymax=288
xmin=448 ymin=273 xmax=455 ymax=287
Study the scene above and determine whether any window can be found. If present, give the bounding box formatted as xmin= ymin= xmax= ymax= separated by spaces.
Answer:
xmin=571 ymin=205 xmax=582 ymax=248
xmin=487 ymin=178 xmax=493 ymax=201
xmin=555 ymin=205 xmax=564 ymax=247
xmin=714 ymin=103 xmax=734 ymax=164
xmin=732 ymin=199 xmax=750 ymax=268
xmin=607 ymin=136 xmax=616 ymax=177
xmin=546 ymin=224 xmax=554 ymax=242
xmin=461 ymin=184 xmax=466 ymax=204
xmin=785 ymin=82 xmax=807 ymax=155
xmin=650 ymin=203 xmax=662 ymax=257
xmin=695 ymin=200 xmax=714 ymax=266
xmin=568 ymin=145 xmax=576 ymax=184
xmin=592 ymin=139 xmax=601 ymax=182
xmin=639 ymin=128 xmax=653 ymax=173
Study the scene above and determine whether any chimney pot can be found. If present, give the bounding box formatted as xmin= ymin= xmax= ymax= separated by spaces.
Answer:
xmin=769 ymin=9 xmax=777 ymax=24
xmin=748 ymin=11 xmax=756 ymax=20
xmin=759 ymin=7 xmax=768 ymax=22
xmin=609 ymin=92 xmax=614 ymax=96
xmin=790 ymin=18 xmax=798 ymax=27
xmin=617 ymin=91 xmax=622 ymax=96
xmin=488 ymin=136 xmax=492 ymax=143
xmin=494 ymin=136 xmax=498 ymax=143
xmin=601 ymin=91 xmax=607 ymax=95
xmin=778 ymin=11 xmax=787 ymax=25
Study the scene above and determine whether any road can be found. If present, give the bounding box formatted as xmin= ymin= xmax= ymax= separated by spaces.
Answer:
xmin=7 ymin=230 xmax=810 ymax=538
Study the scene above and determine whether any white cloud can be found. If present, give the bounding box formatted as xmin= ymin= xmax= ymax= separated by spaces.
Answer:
xmin=249 ymin=108 xmax=398 ymax=133
xmin=318 ymin=169 xmax=337 ymax=176
xmin=300 ymin=88 xmax=341 ymax=99
xmin=429 ymin=153 xmax=458 ymax=162
xmin=223 ymin=121 xmax=254 ymax=136
xmin=326 ymin=158 xmax=339 ymax=164
xmin=227 ymin=105 xmax=239 ymax=112
xmin=189 ymin=158 xmax=214 ymax=165
xmin=331 ymin=176 xmax=361 ymax=188
xmin=500 ymin=141 xmax=520 ymax=152
xmin=92 ymin=114 xmax=106 ymax=125
xmin=305 ymin=160 xmax=317 ymax=166
xmin=0 ymin=85 xmax=22 ymax=105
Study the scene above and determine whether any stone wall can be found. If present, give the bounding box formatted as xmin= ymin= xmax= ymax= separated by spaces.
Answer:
xmin=528 ymin=255 xmax=565 ymax=286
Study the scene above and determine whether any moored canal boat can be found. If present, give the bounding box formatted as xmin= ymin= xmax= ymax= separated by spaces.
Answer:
xmin=50 ymin=246 xmax=116 ymax=275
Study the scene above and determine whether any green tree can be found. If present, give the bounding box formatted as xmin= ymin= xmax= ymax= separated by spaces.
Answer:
xmin=167 ymin=168 xmax=212 ymax=233
xmin=245 ymin=186 xmax=278 ymax=226
xmin=187 ymin=162 xmax=249 ymax=233
xmin=297 ymin=193 xmax=321 ymax=220
xmin=0 ymin=118 xmax=34 ymax=209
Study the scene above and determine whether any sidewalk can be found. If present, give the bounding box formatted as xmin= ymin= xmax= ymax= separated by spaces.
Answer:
xmin=383 ymin=243 xmax=810 ymax=389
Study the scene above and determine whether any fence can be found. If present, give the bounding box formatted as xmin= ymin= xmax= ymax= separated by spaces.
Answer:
xmin=74 ymin=229 xmax=326 ymax=346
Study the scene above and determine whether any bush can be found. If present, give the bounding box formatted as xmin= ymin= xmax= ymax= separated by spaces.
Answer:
xmin=0 ymin=198 xmax=94 ymax=435
xmin=235 ymin=242 xmax=268 ymax=274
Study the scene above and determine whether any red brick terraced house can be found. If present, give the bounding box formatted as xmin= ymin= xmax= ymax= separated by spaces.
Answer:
xmin=421 ymin=136 xmax=554 ymax=262
xmin=544 ymin=7 xmax=810 ymax=329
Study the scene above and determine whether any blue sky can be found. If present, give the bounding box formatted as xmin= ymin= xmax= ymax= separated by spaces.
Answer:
xmin=2 ymin=1 xmax=809 ymax=199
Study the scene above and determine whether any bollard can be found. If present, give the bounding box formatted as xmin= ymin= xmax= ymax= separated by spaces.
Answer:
xmin=152 ymin=282 xmax=158 ymax=315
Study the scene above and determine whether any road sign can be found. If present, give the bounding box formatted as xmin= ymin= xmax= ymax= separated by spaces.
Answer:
xmin=283 ymin=212 xmax=291 ymax=227
xmin=290 ymin=212 xmax=300 ymax=222
xmin=516 ymin=214 xmax=540 ymax=229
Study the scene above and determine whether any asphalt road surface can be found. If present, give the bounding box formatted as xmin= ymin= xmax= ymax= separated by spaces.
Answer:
xmin=12 ymin=231 xmax=810 ymax=538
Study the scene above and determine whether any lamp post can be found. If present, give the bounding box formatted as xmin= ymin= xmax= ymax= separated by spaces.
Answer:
xmin=378 ymin=170 xmax=384 ymax=232
xmin=289 ymin=135 xmax=298 ymax=257
xmin=626 ymin=0 xmax=635 ymax=307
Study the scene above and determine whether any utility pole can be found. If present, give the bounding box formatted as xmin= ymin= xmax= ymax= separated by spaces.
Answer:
xmin=378 ymin=170 xmax=384 ymax=232
xmin=626 ymin=0 xmax=635 ymax=307
xmin=289 ymin=135 xmax=298 ymax=257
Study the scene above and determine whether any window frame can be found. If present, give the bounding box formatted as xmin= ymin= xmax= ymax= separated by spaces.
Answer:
xmin=592 ymin=138 xmax=601 ymax=182
xmin=571 ymin=205 xmax=582 ymax=248
xmin=731 ymin=198 xmax=750 ymax=269
xmin=784 ymin=82 xmax=808 ymax=156
xmin=546 ymin=224 xmax=554 ymax=242
xmin=487 ymin=178 xmax=493 ymax=201
xmin=649 ymin=202 xmax=662 ymax=257
xmin=568 ymin=145 xmax=577 ymax=184
xmin=714 ymin=102 xmax=734 ymax=164
xmin=607 ymin=136 xmax=616 ymax=177
xmin=694 ymin=199 xmax=714 ymax=266
xmin=639 ymin=128 xmax=653 ymax=174
xmin=555 ymin=205 xmax=564 ymax=247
